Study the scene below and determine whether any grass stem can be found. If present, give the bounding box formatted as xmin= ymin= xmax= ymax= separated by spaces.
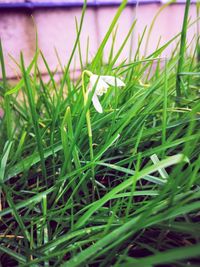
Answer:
xmin=175 ymin=0 xmax=191 ymax=98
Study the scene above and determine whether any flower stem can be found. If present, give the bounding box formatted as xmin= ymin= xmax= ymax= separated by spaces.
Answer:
xmin=82 ymin=70 xmax=96 ymax=199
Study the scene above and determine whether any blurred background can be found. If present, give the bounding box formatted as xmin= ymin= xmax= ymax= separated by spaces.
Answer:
xmin=0 ymin=0 xmax=198 ymax=80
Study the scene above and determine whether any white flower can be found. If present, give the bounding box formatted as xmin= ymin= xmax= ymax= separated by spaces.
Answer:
xmin=87 ymin=74 xmax=125 ymax=113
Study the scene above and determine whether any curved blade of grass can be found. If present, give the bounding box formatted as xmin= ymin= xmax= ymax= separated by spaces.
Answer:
xmin=147 ymin=17 xmax=200 ymax=59
xmin=74 ymin=154 xmax=188 ymax=229
xmin=64 ymin=191 xmax=200 ymax=267
xmin=95 ymin=161 xmax=166 ymax=185
xmin=20 ymin=53 xmax=47 ymax=179
xmin=0 ymin=246 xmax=26 ymax=264
xmin=5 ymin=143 xmax=62 ymax=181
xmin=38 ymin=225 xmax=106 ymax=254
xmin=109 ymin=19 xmax=137 ymax=70
xmin=144 ymin=0 xmax=174 ymax=55
xmin=91 ymin=0 xmax=128 ymax=69
xmin=0 ymin=186 xmax=56 ymax=217
xmin=0 ymin=40 xmax=13 ymax=139
xmin=5 ymin=51 xmax=39 ymax=96
xmin=120 ymin=243 xmax=200 ymax=267
xmin=3 ymin=185 xmax=31 ymax=243
xmin=0 ymin=141 xmax=12 ymax=181
xmin=175 ymin=0 xmax=191 ymax=97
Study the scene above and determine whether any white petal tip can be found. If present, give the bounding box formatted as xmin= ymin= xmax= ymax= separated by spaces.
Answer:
xmin=102 ymin=75 xmax=125 ymax=87
xmin=119 ymin=81 xmax=126 ymax=87
xmin=92 ymin=94 xmax=103 ymax=113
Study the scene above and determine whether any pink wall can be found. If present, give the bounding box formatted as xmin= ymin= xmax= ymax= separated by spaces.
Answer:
xmin=0 ymin=3 xmax=198 ymax=79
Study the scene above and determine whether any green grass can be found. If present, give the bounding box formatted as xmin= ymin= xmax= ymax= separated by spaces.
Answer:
xmin=0 ymin=0 xmax=200 ymax=266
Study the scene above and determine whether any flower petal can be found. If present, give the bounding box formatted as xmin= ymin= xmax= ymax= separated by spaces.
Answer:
xmin=92 ymin=93 xmax=103 ymax=113
xmin=90 ymin=74 xmax=99 ymax=86
xmin=88 ymin=75 xmax=98 ymax=92
xmin=101 ymin=76 xmax=125 ymax=87
xmin=96 ymin=79 xmax=109 ymax=96
xmin=88 ymin=75 xmax=108 ymax=95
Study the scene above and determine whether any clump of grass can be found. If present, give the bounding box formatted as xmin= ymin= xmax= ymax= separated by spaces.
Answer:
xmin=0 ymin=0 xmax=200 ymax=266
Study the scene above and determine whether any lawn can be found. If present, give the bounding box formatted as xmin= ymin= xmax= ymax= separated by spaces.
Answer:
xmin=0 ymin=0 xmax=200 ymax=266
